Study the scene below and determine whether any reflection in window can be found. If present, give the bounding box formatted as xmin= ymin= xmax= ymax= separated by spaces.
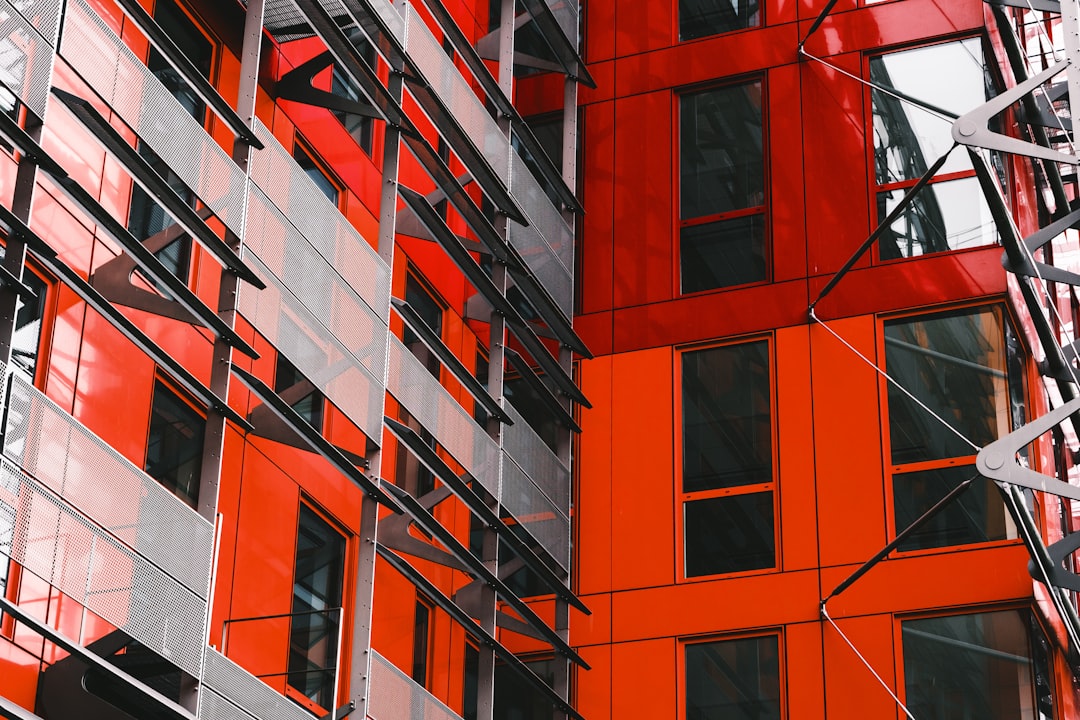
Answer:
xmin=11 ymin=268 xmax=46 ymax=381
xmin=412 ymin=596 xmax=433 ymax=688
xmin=144 ymin=381 xmax=205 ymax=507
xmin=681 ymin=341 xmax=775 ymax=577
xmin=679 ymin=0 xmax=760 ymax=41
xmin=404 ymin=273 xmax=444 ymax=379
xmin=885 ymin=306 xmax=1022 ymax=550
xmin=275 ymin=353 xmax=324 ymax=432
xmin=494 ymin=657 xmax=555 ymax=720
xmin=330 ymin=39 xmax=375 ymax=155
xmin=288 ymin=505 xmax=346 ymax=710
xmin=686 ymin=635 xmax=781 ymax=720
xmin=462 ymin=641 xmax=479 ymax=720
xmin=128 ymin=0 xmax=213 ymax=283
xmin=293 ymin=142 xmax=340 ymax=207
xmin=680 ymin=82 xmax=766 ymax=292
xmin=871 ymin=38 xmax=996 ymax=258
xmin=903 ymin=610 xmax=1053 ymax=720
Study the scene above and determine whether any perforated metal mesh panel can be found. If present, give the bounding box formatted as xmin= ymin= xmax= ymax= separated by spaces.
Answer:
xmin=237 ymin=246 xmax=386 ymax=443
xmin=0 ymin=458 xmax=207 ymax=676
xmin=369 ymin=649 xmax=465 ymax=720
xmin=249 ymin=120 xmax=390 ymax=324
xmin=507 ymin=155 xmax=573 ymax=319
xmin=0 ymin=0 xmax=56 ymax=118
xmin=401 ymin=4 xmax=510 ymax=181
xmin=507 ymin=148 xmax=575 ymax=274
xmin=502 ymin=403 xmax=569 ymax=515
xmin=60 ymin=0 xmax=247 ymax=238
xmin=386 ymin=335 xmax=500 ymax=500
xmin=199 ymin=688 xmax=259 ymax=720
xmin=243 ymin=185 xmax=388 ymax=379
xmin=203 ymin=648 xmax=313 ymax=720
xmin=3 ymin=373 xmax=215 ymax=597
xmin=10 ymin=0 xmax=60 ymax=46
xmin=500 ymin=454 xmax=569 ymax=570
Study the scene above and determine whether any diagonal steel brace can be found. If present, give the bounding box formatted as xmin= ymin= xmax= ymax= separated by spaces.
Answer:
xmin=977 ymin=394 xmax=1080 ymax=500
xmin=953 ymin=59 xmax=1078 ymax=165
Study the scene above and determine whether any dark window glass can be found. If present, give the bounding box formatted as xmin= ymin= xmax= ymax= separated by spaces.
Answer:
xmin=412 ymin=597 xmax=432 ymax=687
xmin=463 ymin=642 xmax=479 ymax=720
xmin=870 ymin=39 xmax=997 ymax=258
xmin=404 ymin=274 xmax=444 ymax=378
xmin=685 ymin=492 xmax=775 ymax=577
xmin=474 ymin=349 xmax=490 ymax=426
xmin=903 ymin=610 xmax=1052 ymax=720
xmin=393 ymin=412 xmax=436 ymax=500
xmin=680 ymin=83 xmax=763 ymax=221
xmin=681 ymin=215 xmax=766 ymax=293
xmin=680 ymin=82 xmax=765 ymax=292
xmin=145 ymin=381 xmax=205 ymax=507
xmin=330 ymin=39 xmax=375 ymax=155
xmin=293 ymin=143 xmax=339 ymax=206
xmin=505 ymin=375 xmax=560 ymax=454
xmin=11 ymin=268 xmax=46 ymax=381
xmin=275 ymin=353 xmax=324 ymax=432
xmin=679 ymin=0 xmax=760 ymax=41
xmin=494 ymin=658 xmax=555 ymax=720
xmin=685 ymin=636 xmax=780 ymax=720
xmin=892 ymin=466 xmax=1009 ymax=551
xmin=128 ymin=0 xmax=212 ymax=281
xmin=885 ymin=307 xmax=1014 ymax=465
xmin=288 ymin=505 xmax=346 ymax=709
xmin=682 ymin=342 xmax=771 ymax=492
xmin=885 ymin=305 xmax=1022 ymax=551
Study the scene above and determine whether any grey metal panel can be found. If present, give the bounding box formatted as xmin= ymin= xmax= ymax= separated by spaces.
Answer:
xmin=202 ymin=648 xmax=313 ymax=720
xmin=248 ymin=120 xmax=390 ymax=323
xmin=546 ymin=0 xmax=579 ymax=46
xmin=502 ymin=402 xmax=569 ymax=515
xmin=0 ymin=458 xmax=207 ymax=677
xmin=60 ymin=0 xmax=248 ymax=238
xmin=508 ymin=149 xmax=575 ymax=274
xmin=8 ymin=0 xmax=61 ymax=47
xmin=385 ymin=335 xmax=501 ymax=500
xmin=500 ymin=453 xmax=569 ymax=571
xmin=399 ymin=3 xmax=510 ymax=182
xmin=0 ymin=0 xmax=56 ymax=117
xmin=237 ymin=247 xmax=386 ymax=444
xmin=198 ymin=689 xmax=258 ymax=720
xmin=369 ymin=649 xmax=465 ymax=720
xmin=3 ymin=373 xmax=215 ymax=598
xmin=243 ymin=184 xmax=388 ymax=380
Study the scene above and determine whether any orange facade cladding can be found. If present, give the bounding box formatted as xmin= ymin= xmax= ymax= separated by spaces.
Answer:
xmin=569 ymin=0 xmax=1068 ymax=716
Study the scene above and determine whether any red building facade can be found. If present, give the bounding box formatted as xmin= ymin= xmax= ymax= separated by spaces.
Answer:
xmin=2 ymin=0 xmax=1080 ymax=718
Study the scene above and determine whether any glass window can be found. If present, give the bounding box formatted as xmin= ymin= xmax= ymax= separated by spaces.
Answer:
xmin=412 ymin=596 xmax=433 ymax=687
xmin=681 ymin=340 xmax=776 ymax=577
xmin=128 ymin=0 xmax=214 ymax=283
xmin=884 ymin=306 xmax=1022 ymax=550
xmin=902 ymin=610 xmax=1053 ymax=720
xmin=275 ymin=353 xmax=324 ymax=433
xmin=679 ymin=0 xmax=760 ymax=41
xmin=462 ymin=641 xmax=479 ymax=720
xmin=144 ymin=380 xmax=205 ymax=507
xmin=330 ymin=39 xmax=375 ymax=155
xmin=404 ymin=273 xmax=444 ymax=379
xmin=870 ymin=38 xmax=997 ymax=258
xmin=288 ymin=504 xmax=347 ymax=710
xmin=11 ymin=267 xmax=47 ymax=382
xmin=494 ymin=657 xmax=556 ymax=720
xmin=679 ymin=81 xmax=766 ymax=293
xmin=685 ymin=635 xmax=781 ymax=720
xmin=293 ymin=142 xmax=340 ymax=207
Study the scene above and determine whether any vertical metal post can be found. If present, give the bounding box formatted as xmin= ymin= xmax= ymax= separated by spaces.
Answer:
xmin=189 ymin=0 xmax=264 ymax=712
xmin=348 ymin=494 xmax=379 ymax=717
xmin=1061 ymin=0 xmax=1080 ymax=145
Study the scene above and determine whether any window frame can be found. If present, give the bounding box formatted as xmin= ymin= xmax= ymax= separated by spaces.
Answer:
xmin=679 ymin=631 xmax=785 ymax=720
xmin=865 ymin=35 xmax=1000 ymax=263
xmin=675 ymin=335 xmax=780 ymax=582
xmin=293 ymin=136 xmax=345 ymax=211
xmin=895 ymin=605 xmax=1055 ymax=720
xmin=126 ymin=0 xmax=221 ymax=288
xmin=285 ymin=499 xmax=354 ymax=715
xmin=674 ymin=76 xmax=771 ymax=296
xmin=143 ymin=375 xmax=206 ymax=508
xmin=879 ymin=301 xmax=1026 ymax=555
xmin=675 ymin=0 xmax=763 ymax=43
